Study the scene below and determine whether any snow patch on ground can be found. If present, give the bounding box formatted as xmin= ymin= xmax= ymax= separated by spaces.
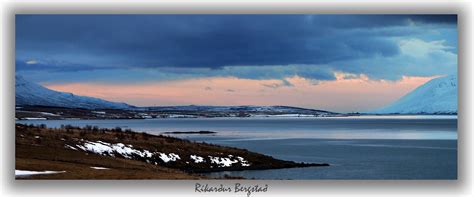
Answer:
xmin=208 ymin=156 xmax=238 ymax=167
xmin=190 ymin=155 xmax=205 ymax=163
xmin=237 ymin=156 xmax=250 ymax=167
xmin=67 ymin=140 xmax=251 ymax=168
xmin=208 ymin=155 xmax=250 ymax=167
xmin=90 ymin=166 xmax=109 ymax=170
xmin=159 ymin=153 xmax=180 ymax=163
xmin=15 ymin=170 xmax=65 ymax=177
xmin=76 ymin=141 xmax=154 ymax=159
xmin=140 ymin=150 xmax=154 ymax=158
xmin=71 ymin=140 xmax=183 ymax=164
xmin=64 ymin=144 xmax=77 ymax=150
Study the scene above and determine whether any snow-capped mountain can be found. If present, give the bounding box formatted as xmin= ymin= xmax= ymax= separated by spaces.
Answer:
xmin=15 ymin=75 xmax=133 ymax=109
xmin=373 ymin=75 xmax=457 ymax=114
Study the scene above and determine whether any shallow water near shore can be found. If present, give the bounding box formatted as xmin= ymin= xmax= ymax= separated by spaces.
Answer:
xmin=17 ymin=115 xmax=457 ymax=179
xmin=200 ymin=138 xmax=456 ymax=179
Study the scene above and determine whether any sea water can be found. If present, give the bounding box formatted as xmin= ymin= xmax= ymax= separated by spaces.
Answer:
xmin=17 ymin=115 xmax=457 ymax=179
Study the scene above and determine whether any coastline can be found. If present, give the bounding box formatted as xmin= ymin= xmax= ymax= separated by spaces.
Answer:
xmin=15 ymin=124 xmax=328 ymax=179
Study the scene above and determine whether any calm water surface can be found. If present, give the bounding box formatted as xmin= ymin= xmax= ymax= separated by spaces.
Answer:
xmin=17 ymin=115 xmax=457 ymax=179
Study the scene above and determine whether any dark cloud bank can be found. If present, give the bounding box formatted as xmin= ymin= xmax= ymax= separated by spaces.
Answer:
xmin=16 ymin=14 xmax=457 ymax=82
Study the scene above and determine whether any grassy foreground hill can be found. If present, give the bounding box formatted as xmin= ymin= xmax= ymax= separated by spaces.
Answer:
xmin=15 ymin=124 xmax=328 ymax=179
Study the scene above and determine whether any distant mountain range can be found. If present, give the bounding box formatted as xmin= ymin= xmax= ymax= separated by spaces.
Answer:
xmin=144 ymin=105 xmax=336 ymax=115
xmin=373 ymin=75 xmax=457 ymax=114
xmin=15 ymin=75 xmax=133 ymax=110
xmin=16 ymin=74 xmax=457 ymax=115
xmin=15 ymin=75 xmax=334 ymax=115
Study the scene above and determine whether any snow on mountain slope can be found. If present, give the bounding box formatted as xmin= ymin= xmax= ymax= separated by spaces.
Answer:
xmin=15 ymin=75 xmax=133 ymax=109
xmin=373 ymin=75 xmax=457 ymax=114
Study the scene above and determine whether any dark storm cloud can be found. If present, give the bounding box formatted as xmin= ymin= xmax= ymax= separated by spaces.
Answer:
xmin=15 ymin=59 xmax=101 ymax=72
xmin=408 ymin=15 xmax=457 ymax=24
xmin=15 ymin=14 xmax=457 ymax=81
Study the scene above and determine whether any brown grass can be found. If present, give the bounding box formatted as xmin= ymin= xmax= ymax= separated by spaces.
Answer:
xmin=15 ymin=124 xmax=327 ymax=179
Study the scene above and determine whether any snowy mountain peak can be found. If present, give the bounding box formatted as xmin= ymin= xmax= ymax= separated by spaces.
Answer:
xmin=373 ymin=75 xmax=457 ymax=114
xmin=15 ymin=75 xmax=134 ymax=109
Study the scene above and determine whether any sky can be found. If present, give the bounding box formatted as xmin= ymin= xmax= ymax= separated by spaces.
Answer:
xmin=15 ymin=15 xmax=457 ymax=112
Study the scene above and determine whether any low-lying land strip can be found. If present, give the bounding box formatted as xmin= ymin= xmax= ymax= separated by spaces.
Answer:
xmin=15 ymin=124 xmax=328 ymax=179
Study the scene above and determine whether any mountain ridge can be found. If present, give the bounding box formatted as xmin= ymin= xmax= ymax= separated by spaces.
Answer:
xmin=15 ymin=75 xmax=335 ymax=114
xmin=15 ymin=75 xmax=134 ymax=110
xmin=372 ymin=75 xmax=457 ymax=114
